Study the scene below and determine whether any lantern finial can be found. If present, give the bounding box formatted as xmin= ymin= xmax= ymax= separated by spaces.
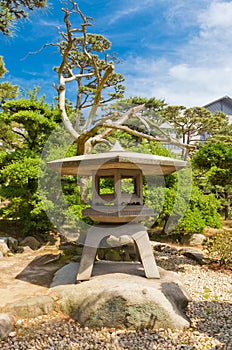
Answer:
xmin=110 ymin=140 xmax=125 ymax=152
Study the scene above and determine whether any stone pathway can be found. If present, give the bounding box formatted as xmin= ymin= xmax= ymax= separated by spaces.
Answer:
xmin=0 ymin=246 xmax=62 ymax=315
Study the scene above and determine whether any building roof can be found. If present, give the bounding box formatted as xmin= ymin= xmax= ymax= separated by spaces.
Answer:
xmin=203 ymin=95 xmax=232 ymax=115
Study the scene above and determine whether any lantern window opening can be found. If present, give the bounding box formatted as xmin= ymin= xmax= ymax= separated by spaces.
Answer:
xmin=98 ymin=176 xmax=115 ymax=195
xmin=121 ymin=176 xmax=136 ymax=195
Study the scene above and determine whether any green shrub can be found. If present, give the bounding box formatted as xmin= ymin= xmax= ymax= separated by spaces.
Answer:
xmin=204 ymin=230 xmax=232 ymax=266
xmin=173 ymin=186 xmax=222 ymax=235
xmin=175 ymin=207 xmax=206 ymax=234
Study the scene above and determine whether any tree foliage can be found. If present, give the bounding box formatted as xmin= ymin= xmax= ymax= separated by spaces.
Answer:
xmin=46 ymin=0 xmax=125 ymax=154
xmin=0 ymin=56 xmax=19 ymax=151
xmin=0 ymin=56 xmax=18 ymax=106
xmin=203 ymin=121 xmax=232 ymax=145
xmin=146 ymin=177 xmax=221 ymax=237
xmin=161 ymin=105 xmax=228 ymax=146
xmin=0 ymin=0 xmax=47 ymax=35
xmin=174 ymin=186 xmax=221 ymax=234
xmin=192 ymin=142 xmax=232 ymax=219
xmin=0 ymin=95 xmax=224 ymax=238
xmin=0 ymin=93 xmax=60 ymax=236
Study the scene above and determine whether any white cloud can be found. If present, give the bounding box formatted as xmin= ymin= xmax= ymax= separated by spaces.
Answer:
xmin=120 ymin=1 xmax=232 ymax=107
xmin=183 ymin=1 xmax=232 ymax=66
xmin=109 ymin=6 xmax=142 ymax=25
xmin=198 ymin=1 xmax=232 ymax=29
xmin=38 ymin=19 xmax=62 ymax=28
xmin=107 ymin=0 xmax=158 ymax=24
xmin=121 ymin=51 xmax=232 ymax=107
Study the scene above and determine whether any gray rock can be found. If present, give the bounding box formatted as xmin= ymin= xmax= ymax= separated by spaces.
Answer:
xmin=6 ymin=237 xmax=18 ymax=252
xmin=51 ymin=262 xmax=79 ymax=287
xmin=151 ymin=242 xmax=178 ymax=254
xmin=0 ymin=313 xmax=15 ymax=339
xmin=49 ymin=262 xmax=190 ymax=330
xmin=178 ymin=247 xmax=205 ymax=264
xmin=181 ymin=233 xmax=206 ymax=246
xmin=0 ymin=240 xmax=10 ymax=256
xmin=0 ymin=236 xmax=18 ymax=252
xmin=20 ymin=236 xmax=40 ymax=250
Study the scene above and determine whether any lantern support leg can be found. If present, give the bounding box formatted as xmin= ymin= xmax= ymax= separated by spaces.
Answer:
xmin=132 ymin=230 xmax=160 ymax=278
xmin=76 ymin=230 xmax=107 ymax=281
xmin=76 ymin=223 xmax=160 ymax=282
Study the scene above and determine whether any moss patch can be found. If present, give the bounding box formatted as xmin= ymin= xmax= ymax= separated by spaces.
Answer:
xmin=83 ymin=297 xmax=168 ymax=330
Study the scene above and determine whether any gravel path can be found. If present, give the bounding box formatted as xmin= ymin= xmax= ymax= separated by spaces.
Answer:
xmin=0 ymin=250 xmax=231 ymax=349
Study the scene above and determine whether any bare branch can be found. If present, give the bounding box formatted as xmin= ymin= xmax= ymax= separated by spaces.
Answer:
xmin=88 ymin=104 xmax=146 ymax=146
xmin=83 ymin=63 xmax=115 ymax=130
xmin=12 ymin=129 xmax=30 ymax=143
xmin=135 ymin=115 xmax=151 ymax=133
xmin=75 ymin=101 xmax=193 ymax=154
xmin=96 ymin=122 xmax=194 ymax=150
xmin=140 ymin=115 xmax=170 ymax=137
xmin=63 ymin=72 xmax=95 ymax=83
xmin=58 ymin=76 xmax=80 ymax=140
xmin=53 ymin=83 xmax=59 ymax=92
xmin=21 ymin=43 xmax=58 ymax=61
xmin=91 ymin=136 xmax=113 ymax=147
xmin=114 ymin=104 xmax=145 ymax=125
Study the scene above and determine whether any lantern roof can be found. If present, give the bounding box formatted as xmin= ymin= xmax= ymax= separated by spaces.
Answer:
xmin=47 ymin=142 xmax=187 ymax=176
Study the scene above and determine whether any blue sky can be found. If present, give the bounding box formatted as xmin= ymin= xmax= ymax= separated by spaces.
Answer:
xmin=1 ymin=0 xmax=232 ymax=107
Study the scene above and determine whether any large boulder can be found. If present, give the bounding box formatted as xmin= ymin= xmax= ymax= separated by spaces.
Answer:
xmin=49 ymin=262 xmax=190 ymax=330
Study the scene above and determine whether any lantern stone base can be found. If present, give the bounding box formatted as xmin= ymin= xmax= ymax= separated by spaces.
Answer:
xmin=49 ymin=264 xmax=190 ymax=330
xmin=76 ymin=223 xmax=160 ymax=281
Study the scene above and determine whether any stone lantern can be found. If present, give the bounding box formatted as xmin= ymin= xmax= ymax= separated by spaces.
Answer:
xmin=47 ymin=142 xmax=187 ymax=281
